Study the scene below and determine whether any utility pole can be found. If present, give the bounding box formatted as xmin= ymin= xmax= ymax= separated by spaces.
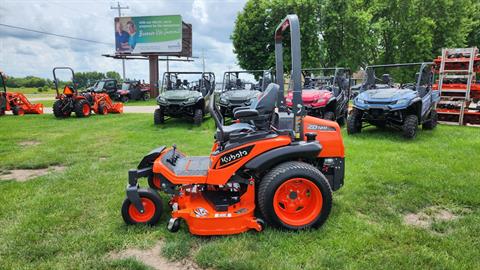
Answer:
xmin=111 ymin=1 xmax=129 ymax=80
xmin=202 ymin=49 xmax=205 ymax=73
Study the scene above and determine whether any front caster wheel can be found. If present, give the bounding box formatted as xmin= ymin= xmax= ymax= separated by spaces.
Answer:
xmin=121 ymin=188 xmax=163 ymax=226
xmin=167 ymin=218 xmax=180 ymax=232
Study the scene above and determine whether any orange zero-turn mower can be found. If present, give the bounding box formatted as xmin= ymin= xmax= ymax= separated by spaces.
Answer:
xmin=52 ymin=67 xmax=123 ymax=118
xmin=0 ymin=71 xmax=44 ymax=116
xmin=121 ymin=14 xmax=345 ymax=235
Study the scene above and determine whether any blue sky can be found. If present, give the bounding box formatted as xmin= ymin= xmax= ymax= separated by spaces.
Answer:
xmin=0 ymin=0 xmax=247 ymax=80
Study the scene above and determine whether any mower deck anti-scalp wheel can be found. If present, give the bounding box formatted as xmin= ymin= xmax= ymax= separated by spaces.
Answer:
xmin=258 ymin=161 xmax=332 ymax=230
xmin=167 ymin=218 xmax=181 ymax=232
xmin=121 ymin=188 xmax=163 ymax=226
xmin=193 ymin=108 xmax=203 ymax=126
xmin=12 ymin=106 xmax=24 ymax=116
xmin=74 ymin=99 xmax=91 ymax=118
xmin=98 ymin=103 xmax=108 ymax=115
xmin=422 ymin=110 xmax=437 ymax=130
xmin=402 ymin=114 xmax=418 ymax=139
xmin=154 ymin=108 xmax=164 ymax=124
xmin=347 ymin=108 xmax=363 ymax=134
xmin=53 ymin=100 xmax=71 ymax=118
xmin=323 ymin=111 xmax=335 ymax=121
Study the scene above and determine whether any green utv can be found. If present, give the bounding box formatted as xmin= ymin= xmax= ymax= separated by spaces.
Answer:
xmin=218 ymin=70 xmax=273 ymax=118
xmin=154 ymin=72 xmax=215 ymax=125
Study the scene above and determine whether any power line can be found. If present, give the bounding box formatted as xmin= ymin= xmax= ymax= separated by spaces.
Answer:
xmin=0 ymin=23 xmax=113 ymax=46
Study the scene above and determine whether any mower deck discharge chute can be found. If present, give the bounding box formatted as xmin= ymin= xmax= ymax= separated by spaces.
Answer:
xmin=154 ymin=71 xmax=215 ymax=125
xmin=286 ymin=68 xmax=351 ymax=125
xmin=218 ymin=70 xmax=274 ymax=118
xmin=52 ymin=67 xmax=123 ymax=118
xmin=0 ymin=71 xmax=44 ymax=116
xmin=121 ymin=14 xmax=345 ymax=235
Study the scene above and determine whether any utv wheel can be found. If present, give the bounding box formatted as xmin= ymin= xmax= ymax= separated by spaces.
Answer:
xmin=193 ymin=108 xmax=203 ymax=126
xmin=98 ymin=103 xmax=108 ymax=115
xmin=323 ymin=111 xmax=335 ymax=121
xmin=53 ymin=100 xmax=71 ymax=118
xmin=422 ymin=110 xmax=437 ymax=130
xmin=143 ymin=93 xmax=150 ymax=101
xmin=121 ymin=96 xmax=129 ymax=103
xmin=402 ymin=114 xmax=418 ymax=139
xmin=258 ymin=161 xmax=332 ymax=230
xmin=154 ymin=108 xmax=164 ymax=124
xmin=74 ymin=99 xmax=91 ymax=118
xmin=347 ymin=108 xmax=363 ymax=134
xmin=337 ymin=110 xmax=348 ymax=126
xmin=121 ymin=188 xmax=163 ymax=226
xmin=12 ymin=106 xmax=24 ymax=116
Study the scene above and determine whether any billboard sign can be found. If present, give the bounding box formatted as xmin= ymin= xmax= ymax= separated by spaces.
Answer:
xmin=115 ymin=15 xmax=182 ymax=54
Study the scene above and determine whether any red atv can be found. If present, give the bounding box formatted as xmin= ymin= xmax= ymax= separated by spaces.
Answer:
xmin=286 ymin=68 xmax=351 ymax=125
xmin=0 ymin=71 xmax=43 ymax=116
xmin=52 ymin=67 xmax=122 ymax=118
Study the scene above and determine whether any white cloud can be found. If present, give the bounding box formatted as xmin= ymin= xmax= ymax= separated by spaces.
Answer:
xmin=191 ymin=0 xmax=208 ymax=24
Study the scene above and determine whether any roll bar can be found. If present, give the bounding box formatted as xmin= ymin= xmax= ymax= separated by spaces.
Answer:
xmin=0 ymin=72 xmax=6 ymax=93
xmin=53 ymin=67 xmax=76 ymax=96
xmin=275 ymin=14 xmax=304 ymax=140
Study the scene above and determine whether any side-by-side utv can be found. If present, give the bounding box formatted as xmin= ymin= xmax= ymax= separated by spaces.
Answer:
xmin=121 ymin=15 xmax=345 ymax=235
xmin=348 ymin=63 xmax=440 ymax=139
xmin=286 ymin=68 xmax=351 ymax=125
xmin=218 ymin=70 xmax=273 ymax=118
xmin=0 ymin=71 xmax=44 ymax=116
xmin=154 ymin=72 xmax=215 ymax=125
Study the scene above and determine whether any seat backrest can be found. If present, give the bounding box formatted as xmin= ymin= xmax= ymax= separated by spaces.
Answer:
xmin=252 ymin=83 xmax=279 ymax=116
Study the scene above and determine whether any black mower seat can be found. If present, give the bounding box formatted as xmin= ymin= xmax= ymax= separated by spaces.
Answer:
xmin=233 ymin=83 xmax=279 ymax=128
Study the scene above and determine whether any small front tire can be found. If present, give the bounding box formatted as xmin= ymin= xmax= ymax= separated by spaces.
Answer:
xmin=74 ymin=99 xmax=91 ymax=118
xmin=121 ymin=188 xmax=163 ymax=226
xmin=12 ymin=106 xmax=25 ymax=116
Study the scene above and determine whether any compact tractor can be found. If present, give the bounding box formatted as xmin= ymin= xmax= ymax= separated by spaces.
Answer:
xmin=286 ymin=68 xmax=351 ymax=125
xmin=121 ymin=15 xmax=345 ymax=235
xmin=218 ymin=70 xmax=273 ymax=118
xmin=52 ymin=67 xmax=123 ymax=118
xmin=0 ymin=71 xmax=44 ymax=116
xmin=348 ymin=63 xmax=440 ymax=139
xmin=154 ymin=72 xmax=215 ymax=125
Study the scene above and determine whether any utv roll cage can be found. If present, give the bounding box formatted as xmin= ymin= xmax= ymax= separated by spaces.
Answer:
xmin=222 ymin=70 xmax=274 ymax=92
xmin=360 ymin=62 xmax=434 ymax=92
xmin=300 ymin=67 xmax=351 ymax=95
xmin=161 ymin=71 xmax=215 ymax=96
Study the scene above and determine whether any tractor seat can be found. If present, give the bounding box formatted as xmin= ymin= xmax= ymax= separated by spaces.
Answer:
xmin=215 ymin=83 xmax=279 ymax=142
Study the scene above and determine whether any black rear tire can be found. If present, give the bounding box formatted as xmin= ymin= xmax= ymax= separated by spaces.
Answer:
xmin=347 ymin=108 xmax=363 ymax=134
xmin=193 ymin=108 xmax=203 ymax=126
xmin=323 ymin=111 xmax=335 ymax=121
xmin=53 ymin=100 xmax=71 ymax=118
xmin=154 ymin=108 xmax=164 ymax=124
xmin=121 ymin=188 xmax=163 ymax=226
xmin=402 ymin=114 xmax=418 ymax=139
xmin=74 ymin=99 xmax=91 ymax=118
xmin=258 ymin=161 xmax=332 ymax=230
xmin=422 ymin=110 xmax=437 ymax=130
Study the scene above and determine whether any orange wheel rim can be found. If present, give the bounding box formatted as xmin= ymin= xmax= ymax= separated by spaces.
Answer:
xmin=82 ymin=104 xmax=90 ymax=115
xmin=128 ymin=198 xmax=156 ymax=223
xmin=273 ymin=178 xmax=323 ymax=226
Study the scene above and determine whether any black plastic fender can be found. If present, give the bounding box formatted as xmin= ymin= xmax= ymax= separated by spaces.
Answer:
xmin=244 ymin=142 xmax=322 ymax=174
xmin=137 ymin=146 xmax=166 ymax=169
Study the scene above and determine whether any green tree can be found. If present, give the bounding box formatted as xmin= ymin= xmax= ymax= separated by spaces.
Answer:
xmin=106 ymin=71 xmax=122 ymax=81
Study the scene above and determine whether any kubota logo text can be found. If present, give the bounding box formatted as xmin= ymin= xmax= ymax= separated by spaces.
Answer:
xmin=218 ymin=145 xmax=254 ymax=168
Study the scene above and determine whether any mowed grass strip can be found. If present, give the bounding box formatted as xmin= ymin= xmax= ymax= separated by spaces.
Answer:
xmin=0 ymin=114 xmax=479 ymax=269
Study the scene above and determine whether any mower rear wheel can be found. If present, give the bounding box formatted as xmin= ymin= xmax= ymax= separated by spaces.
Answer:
xmin=12 ymin=106 xmax=24 ymax=116
xmin=402 ymin=114 xmax=418 ymax=139
xmin=74 ymin=99 xmax=91 ymax=118
xmin=121 ymin=188 xmax=163 ymax=226
xmin=193 ymin=108 xmax=203 ymax=126
xmin=323 ymin=111 xmax=335 ymax=121
xmin=347 ymin=108 xmax=363 ymax=134
xmin=422 ymin=110 xmax=437 ymax=130
xmin=98 ymin=103 xmax=108 ymax=115
xmin=258 ymin=161 xmax=332 ymax=230
xmin=154 ymin=108 xmax=164 ymax=124
xmin=53 ymin=100 xmax=71 ymax=118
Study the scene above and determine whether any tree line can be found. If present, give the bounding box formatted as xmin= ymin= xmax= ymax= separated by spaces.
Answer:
xmin=232 ymin=0 xmax=480 ymax=73
xmin=4 ymin=71 xmax=122 ymax=91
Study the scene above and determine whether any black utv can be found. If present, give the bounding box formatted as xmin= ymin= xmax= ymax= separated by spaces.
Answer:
xmin=154 ymin=72 xmax=215 ymax=125
xmin=218 ymin=70 xmax=273 ymax=118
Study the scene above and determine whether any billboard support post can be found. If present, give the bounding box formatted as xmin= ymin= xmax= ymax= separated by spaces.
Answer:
xmin=149 ymin=55 xmax=159 ymax=97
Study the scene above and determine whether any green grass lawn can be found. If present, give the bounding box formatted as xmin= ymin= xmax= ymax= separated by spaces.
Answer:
xmin=0 ymin=114 xmax=479 ymax=269
xmin=10 ymin=87 xmax=57 ymax=95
